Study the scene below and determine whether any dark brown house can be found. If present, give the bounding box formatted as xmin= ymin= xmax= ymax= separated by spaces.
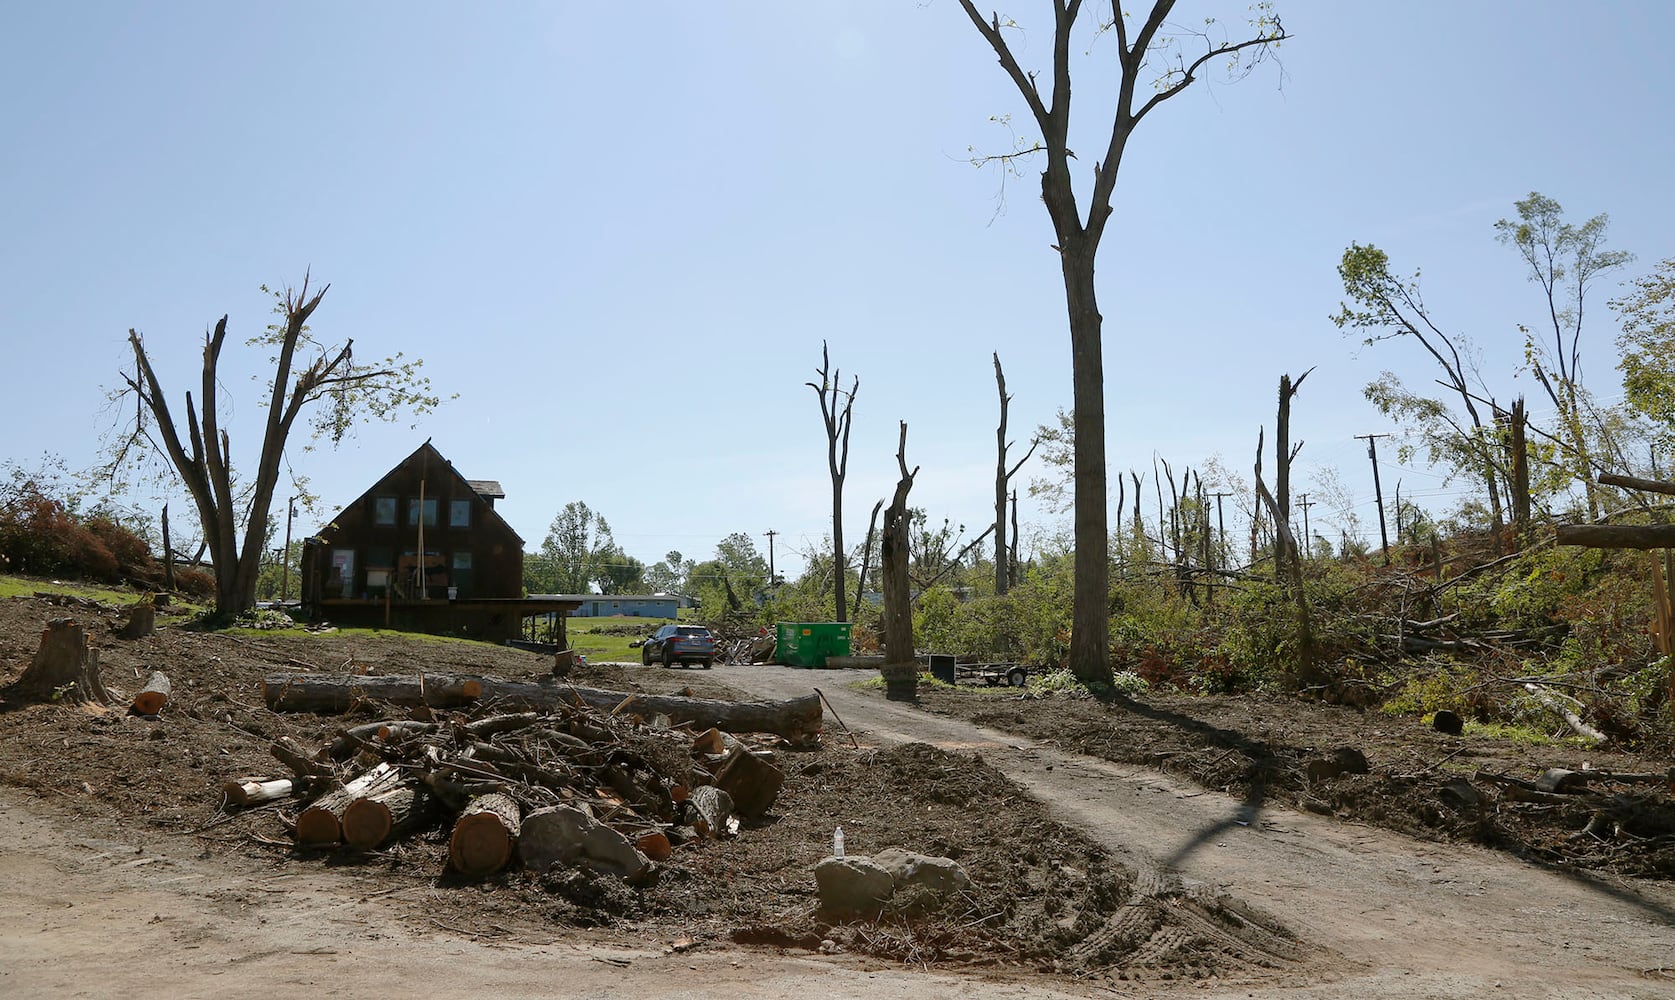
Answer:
xmin=300 ymin=441 xmax=578 ymax=642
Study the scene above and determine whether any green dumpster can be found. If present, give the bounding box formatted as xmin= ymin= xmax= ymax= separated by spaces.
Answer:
xmin=774 ymin=622 xmax=852 ymax=667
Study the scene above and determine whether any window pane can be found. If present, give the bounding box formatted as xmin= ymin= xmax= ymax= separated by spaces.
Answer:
xmin=373 ymin=497 xmax=396 ymax=525
xmin=449 ymin=499 xmax=471 ymax=527
xmin=406 ymin=498 xmax=438 ymax=527
xmin=452 ymin=551 xmax=473 ymax=596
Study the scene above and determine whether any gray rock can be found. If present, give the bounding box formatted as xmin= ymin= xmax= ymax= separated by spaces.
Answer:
xmin=814 ymin=856 xmax=895 ymax=912
xmin=520 ymin=805 xmax=649 ymax=879
xmin=871 ymin=847 xmax=972 ymax=898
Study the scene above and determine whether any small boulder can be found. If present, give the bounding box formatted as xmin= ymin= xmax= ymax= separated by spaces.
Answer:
xmin=519 ymin=805 xmax=649 ymax=879
xmin=1438 ymin=777 xmax=1482 ymax=811
xmin=871 ymin=847 xmax=972 ymax=898
xmin=1432 ymin=710 xmax=1464 ymax=736
xmin=814 ymin=856 xmax=895 ymax=913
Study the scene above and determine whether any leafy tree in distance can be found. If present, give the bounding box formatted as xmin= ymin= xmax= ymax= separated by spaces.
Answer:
xmin=956 ymin=1 xmax=1288 ymax=684
xmin=1613 ymin=257 xmax=1675 ymax=457
xmin=531 ymin=501 xmax=615 ymax=594
xmin=111 ymin=276 xmax=441 ymax=614
xmin=1496 ymin=192 xmax=1632 ymax=520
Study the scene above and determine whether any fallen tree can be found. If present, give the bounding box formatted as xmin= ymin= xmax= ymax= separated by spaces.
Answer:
xmin=260 ymin=672 xmax=823 ymax=741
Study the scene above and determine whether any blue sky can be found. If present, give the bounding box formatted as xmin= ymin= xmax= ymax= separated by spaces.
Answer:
xmin=3 ymin=2 xmax=1673 ymax=577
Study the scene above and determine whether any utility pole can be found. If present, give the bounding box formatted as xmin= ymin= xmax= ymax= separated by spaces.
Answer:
xmin=1297 ymin=493 xmax=1315 ymax=560
xmin=764 ymin=529 xmax=778 ymax=586
xmin=282 ymin=495 xmax=298 ymax=603
xmin=1357 ymin=433 xmax=1392 ymax=564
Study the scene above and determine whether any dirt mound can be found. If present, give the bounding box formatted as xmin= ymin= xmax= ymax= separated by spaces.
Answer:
xmin=920 ymin=685 xmax=1675 ymax=879
xmin=0 ymin=591 xmax=1314 ymax=987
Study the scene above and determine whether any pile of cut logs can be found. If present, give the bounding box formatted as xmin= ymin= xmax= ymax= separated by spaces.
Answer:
xmin=225 ymin=672 xmax=820 ymax=879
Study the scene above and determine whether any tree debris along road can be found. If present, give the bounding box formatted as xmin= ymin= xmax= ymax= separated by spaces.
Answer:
xmin=716 ymin=662 xmax=1675 ymax=999
xmin=260 ymin=672 xmax=822 ymax=741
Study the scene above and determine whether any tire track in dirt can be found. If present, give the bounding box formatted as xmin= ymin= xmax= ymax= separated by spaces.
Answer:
xmin=715 ymin=664 xmax=1675 ymax=999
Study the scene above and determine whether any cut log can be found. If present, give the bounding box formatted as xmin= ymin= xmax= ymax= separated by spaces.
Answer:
xmin=1556 ymin=523 xmax=1675 ymax=550
xmin=327 ymin=719 xmax=438 ymax=759
xmin=294 ymin=763 xmax=401 ymax=847
xmin=222 ymin=777 xmax=294 ymax=806
xmin=1522 ymin=683 xmax=1607 ymax=744
xmin=13 ymin=618 xmax=111 ymax=705
xmin=262 ymin=673 xmax=823 ymax=740
xmin=635 ymin=830 xmax=673 ymax=862
xmin=115 ymin=597 xmax=155 ymax=640
xmin=263 ymin=673 xmax=483 ymax=713
xmin=1598 ymin=472 xmax=1675 ymax=497
xmin=132 ymin=671 xmax=171 ymax=715
xmin=342 ymin=782 xmax=431 ymax=851
xmin=449 ymin=792 xmax=522 ymax=877
xmin=686 ymin=785 xmax=734 ymax=839
xmin=714 ymin=745 xmax=784 ymax=819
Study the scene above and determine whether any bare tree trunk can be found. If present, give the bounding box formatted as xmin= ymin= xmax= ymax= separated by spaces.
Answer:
xmin=161 ymin=503 xmax=176 ymax=593
xmin=1510 ymin=397 xmax=1532 ymax=544
xmin=1254 ymin=373 xmax=1322 ymax=689
xmin=807 ymin=342 xmax=857 ymax=622
xmin=857 ymin=499 xmax=884 ymax=599
xmin=1009 ymin=489 xmax=1021 ymax=583
xmin=881 ymin=422 xmax=919 ymax=700
xmin=959 ymin=2 xmax=1285 ymax=687
xmin=993 ymin=353 xmax=1039 ymax=595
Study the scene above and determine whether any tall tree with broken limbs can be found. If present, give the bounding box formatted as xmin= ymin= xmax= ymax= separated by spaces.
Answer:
xmin=808 ymin=342 xmax=858 ymax=622
xmin=113 ymin=276 xmax=441 ymax=615
xmin=957 ymin=1 xmax=1287 ymax=684
xmin=1497 ymin=192 xmax=1632 ymax=521
xmin=993 ymin=353 xmax=1039 ymax=595
xmin=881 ymin=421 xmax=920 ymax=700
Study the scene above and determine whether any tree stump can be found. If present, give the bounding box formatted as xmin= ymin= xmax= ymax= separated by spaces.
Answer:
xmin=13 ymin=619 xmax=111 ymax=705
xmin=448 ymin=793 xmax=521 ymax=876
xmin=116 ymin=597 xmax=156 ymax=640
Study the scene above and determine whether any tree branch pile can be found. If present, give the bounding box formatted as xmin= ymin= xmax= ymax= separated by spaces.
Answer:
xmin=235 ymin=684 xmax=800 ymax=881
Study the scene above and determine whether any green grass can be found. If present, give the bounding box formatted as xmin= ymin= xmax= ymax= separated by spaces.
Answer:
xmin=1459 ymin=719 xmax=1595 ymax=747
xmin=0 ymin=573 xmax=204 ymax=612
xmin=567 ymin=615 xmax=674 ymax=663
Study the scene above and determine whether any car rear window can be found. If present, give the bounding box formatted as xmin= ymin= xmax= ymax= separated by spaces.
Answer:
xmin=677 ymin=627 xmax=712 ymax=637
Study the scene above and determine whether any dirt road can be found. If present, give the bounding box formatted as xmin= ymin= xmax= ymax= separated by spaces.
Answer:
xmin=4 ymin=662 xmax=1674 ymax=998
xmin=714 ymin=663 xmax=1675 ymax=1000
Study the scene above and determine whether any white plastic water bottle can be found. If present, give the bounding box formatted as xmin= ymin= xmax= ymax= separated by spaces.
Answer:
xmin=833 ymin=825 xmax=845 ymax=858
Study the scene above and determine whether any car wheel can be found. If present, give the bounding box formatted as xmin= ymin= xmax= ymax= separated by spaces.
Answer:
xmin=1006 ymin=666 xmax=1028 ymax=687
xmin=641 ymin=645 xmax=652 ymax=666
xmin=702 ymin=658 xmax=713 ymax=670
xmin=663 ymin=646 xmax=675 ymax=669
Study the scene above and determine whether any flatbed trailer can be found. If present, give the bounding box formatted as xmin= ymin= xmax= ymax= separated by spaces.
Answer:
xmin=925 ymin=655 xmax=1029 ymax=687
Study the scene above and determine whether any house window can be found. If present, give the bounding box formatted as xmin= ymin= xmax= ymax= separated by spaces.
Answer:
xmin=449 ymin=499 xmax=471 ymax=528
xmin=452 ymin=551 xmax=473 ymax=596
xmin=328 ymin=548 xmax=355 ymax=598
xmin=372 ymin=496 xmax=397 ymax=526
xmin=365 ymin=547 xmax=394 ymax=598
xmin=406 ymin=498 xmax=438 ymax=527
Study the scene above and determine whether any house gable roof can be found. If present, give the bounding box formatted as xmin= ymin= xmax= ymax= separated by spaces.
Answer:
xmin=321 ymin=440 xmax=524 ymax=545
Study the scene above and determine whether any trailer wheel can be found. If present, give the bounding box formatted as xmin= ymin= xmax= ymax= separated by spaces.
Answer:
xmin=1006 ymin=666 xmax=1028 ymax=688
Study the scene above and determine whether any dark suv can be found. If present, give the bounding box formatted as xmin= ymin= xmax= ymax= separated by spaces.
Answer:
xmin=641 ymin=624 xmax=715 ymax=668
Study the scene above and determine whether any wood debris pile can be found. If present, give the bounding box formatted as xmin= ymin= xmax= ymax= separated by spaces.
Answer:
xmin=1470 ymin=766 xmax=1675 ymax=868
xmin=226 ymin=675 xmax=809 ymax=880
